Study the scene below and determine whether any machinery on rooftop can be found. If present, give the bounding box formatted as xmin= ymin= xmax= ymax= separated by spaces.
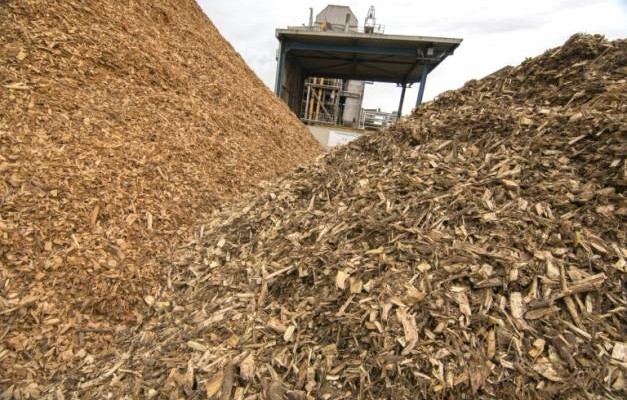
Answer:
xmin=364 ymin=6 xmax=376 ymax=34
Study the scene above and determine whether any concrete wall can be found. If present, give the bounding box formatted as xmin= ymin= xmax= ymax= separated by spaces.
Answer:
xmin=342 ymin=80 xmax=365 ymax=126
xmin=307 ymin=125 xmax=361 ymax=149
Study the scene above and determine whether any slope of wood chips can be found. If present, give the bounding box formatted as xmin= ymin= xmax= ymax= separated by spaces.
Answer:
xmin=0 ymin=0 xmax=321 ymax=394
xmin=44 ymin=34 xmax=626 ymax=400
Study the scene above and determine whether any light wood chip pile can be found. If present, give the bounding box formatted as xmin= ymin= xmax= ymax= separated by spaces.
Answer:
xmin=0 ymin=0 xmax=321 ymax=393
xmin=56 ymin=34 xmax=627 ymax=400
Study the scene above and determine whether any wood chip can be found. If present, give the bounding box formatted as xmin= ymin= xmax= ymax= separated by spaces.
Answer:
xmin=7 ymin=32 xmax=624 ymax=400
xmin=0 ymin=0 xmax=321 ymax=392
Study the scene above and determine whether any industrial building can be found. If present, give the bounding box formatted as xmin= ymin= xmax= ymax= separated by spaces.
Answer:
xmin=293 ymin=6 xmax=368 ymax=128
xmin=275 ymin=5 xmax=462 ymax=132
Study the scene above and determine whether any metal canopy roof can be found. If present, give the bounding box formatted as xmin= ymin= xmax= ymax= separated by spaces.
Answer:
xmin=276 ymin=29 xmax=462 ymax=84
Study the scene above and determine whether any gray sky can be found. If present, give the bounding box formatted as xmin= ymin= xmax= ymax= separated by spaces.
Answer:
xmin=199 ymin=0 xmax=626 ymax=115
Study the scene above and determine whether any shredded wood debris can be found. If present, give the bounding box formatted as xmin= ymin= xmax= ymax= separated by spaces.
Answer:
xmin=0 ymin=0 xmax=320 ymax=394
xmin=41 ymin=34 xmax=624 ymax=400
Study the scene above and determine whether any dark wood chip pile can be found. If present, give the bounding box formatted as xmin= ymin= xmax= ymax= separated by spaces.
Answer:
xmin=66 ymin=34 xmax=626 ymax=400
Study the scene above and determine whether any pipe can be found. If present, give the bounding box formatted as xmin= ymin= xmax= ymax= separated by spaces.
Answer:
xmin=309 ymin=8 xmax=313 ymax=27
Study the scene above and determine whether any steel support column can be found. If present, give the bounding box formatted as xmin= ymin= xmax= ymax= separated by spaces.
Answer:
xmin=397 ymin=83 xmax=407 ymax=118
xmin=274 ymin=43 xmax=286 ymax=97
xmin=416 ymin=64 xmax=429 ymax=107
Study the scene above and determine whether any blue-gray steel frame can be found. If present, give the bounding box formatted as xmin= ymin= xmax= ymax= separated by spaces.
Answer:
xmin=397 ymin=83 xmax=407 ymax=118
xmin=275 ymin=42 xmax=285 ymax=95
xmin=415 ymin=63 xmax=429 ymax=107
xmin=275 ymin=40 xmax=437 ymax=115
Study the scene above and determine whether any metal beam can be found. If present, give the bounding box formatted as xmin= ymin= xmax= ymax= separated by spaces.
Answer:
xmin=369 ymin=54 xmax=402 ymax=62
xmin=358 ymin=62 xmax=402 ymax=79
xmin=397 ymin=83 xmax=407 ymax=118
xmin=416 ymin=64 xmax=429 ymax=107
xmin=285 ymin=41 xmax=443 ymax=61
xmin=402 ymin=62 xmax=419 ymax=83
xmin=276 ymin=29 xmax=463 ymax=48
xmin=313 ymin=60 xmax=356 ymax=72
xmin=298 ymin=72 xmax=418 ymax=84
xmin=294 ymin=54 xmax=419 ymax=66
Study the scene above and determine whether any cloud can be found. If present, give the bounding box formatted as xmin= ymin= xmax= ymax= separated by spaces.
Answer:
xmin=200 ymin=0 xmax=627 ymax=115
xmin=437 ymin=15 xmax=546 ymax=35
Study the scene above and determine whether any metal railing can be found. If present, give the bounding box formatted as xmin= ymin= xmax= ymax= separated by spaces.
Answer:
xmin=286 ymin=24 xmax=385 ymax=34
xmin=300 ymin=110 xmax=338 ymax=125
xmin=305 ymin=77 xmax=343 ymax=89
xmin=359 ymin=109 xmax=397 ymax=130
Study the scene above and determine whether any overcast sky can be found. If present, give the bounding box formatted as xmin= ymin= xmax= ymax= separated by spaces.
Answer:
xmin=199 ymin=0 xmax=626 ymax=115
